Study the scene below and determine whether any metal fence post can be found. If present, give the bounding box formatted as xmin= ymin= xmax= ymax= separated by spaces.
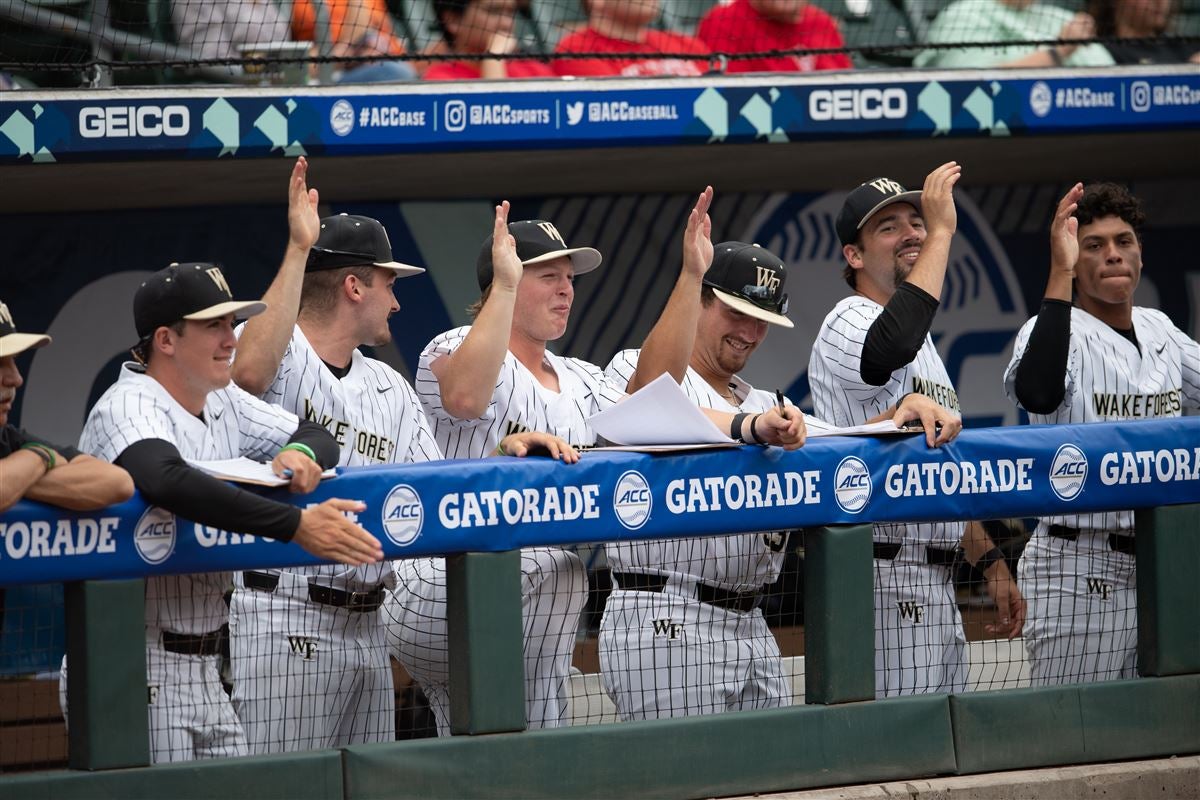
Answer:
xmin=804 ymin=525 xmax=875 ymax=704
xmin=1137 ymin=504 xmax=1200 ymax=676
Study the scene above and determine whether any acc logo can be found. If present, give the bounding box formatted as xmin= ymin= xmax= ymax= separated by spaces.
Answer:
xmin=330 ymin=99 xmax=355 ymax=136
xmin=834 ymin=456 xmax=872 ymax=514
xmin=613 ymin=470 xmax=652 ymax=530
xmin=382 ymin=484 xmax=423 ymax=546
xmin=1029 ymin=81 xmax=1052 ymax=118
xmin=1049 ymin=444 xmax=1087 ymax=501
xmin=134 ymin=506 xmax=176 ymax=565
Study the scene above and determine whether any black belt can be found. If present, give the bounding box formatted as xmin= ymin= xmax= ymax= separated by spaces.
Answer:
xmin=161 ymin=629 xmax=223 ymax=657
xmin=611 ymin=571 xmax=764 ymax=613
xmin=243 ymin=571 xmax=386 ymax=612
xmin=873 ymin=542 xmax=960 ymax=566
xmin=1047 ymin=525 xmax=1136 ymax=557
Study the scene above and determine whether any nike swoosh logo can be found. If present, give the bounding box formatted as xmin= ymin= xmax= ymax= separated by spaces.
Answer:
xmin=1156 ymin=342 xmax=1167 ymax=354
xmin=211 ymin=408 xmax=223 ymax=420
xmin=376 ymin=385 xmax=393 ymax=394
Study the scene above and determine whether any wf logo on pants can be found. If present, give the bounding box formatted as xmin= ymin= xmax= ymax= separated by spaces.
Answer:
xmin=288 ymin=636 xmax=319 ymax=660
xmin=897 ymin=601 xmax=925 ymax=624
xmin=651 ymin=619 xmax=684 ymax=639
xmin=1086 ymin=578 xmax=1114 ymax=601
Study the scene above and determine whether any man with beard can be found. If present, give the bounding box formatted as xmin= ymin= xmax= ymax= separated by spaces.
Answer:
xmin=808 ymin=164 xmax=1026 ymax=697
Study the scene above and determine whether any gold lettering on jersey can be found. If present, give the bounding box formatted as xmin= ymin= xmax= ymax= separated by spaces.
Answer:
xmin=1091 ymin=389 xmax=1181 ymax=419
xmin=302 ymin=397 xmax=395 ymax=463
xmin=910 ymin=377 xmax=960 ymax=413
xmin=205 ymin=267 xmax=232 ymax=297
xmin=536 ymin=222 xmax=566 ymax=246
xmin=868 ymin=178 xmax=904 ymax=195
xmin=755 ymin=266 xmax=781 ymax=293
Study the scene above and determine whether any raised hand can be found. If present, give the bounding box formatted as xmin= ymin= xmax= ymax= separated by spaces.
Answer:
xmin=491 ymin=201 xmax=523 ymax=292
xmin=682 ymin=185 xmax=715 ymax=280
xmin=921 ymin=161 xmax=962 ymax=238
xmin=288 ymin=156 xmax=321 ymax=252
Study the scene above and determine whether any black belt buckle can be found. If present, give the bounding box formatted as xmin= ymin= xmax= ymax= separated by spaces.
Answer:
xmin=308 ymin=583 xmax=385 ymax=612
xmin=697 ymin=582 xmax=764 ymax=613
xmin=925 ymin=546 xmax=960 ymax=567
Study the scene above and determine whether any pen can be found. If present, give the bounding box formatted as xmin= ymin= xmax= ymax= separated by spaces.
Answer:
xmin=283 ymin=468 xmax=294 ymax=479
xmin=775 ymin=389 xmax=786 ymax=414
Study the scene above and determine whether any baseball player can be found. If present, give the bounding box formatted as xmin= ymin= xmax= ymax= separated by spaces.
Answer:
xmin=808 ymin=164 xmax=1026 ymax=698
xmin=76 ymin=261 xmax=382 ymax=763
xmin=0 ymin=301 xmax=133 ymax=514
xmin=396 ymin=195 xmax=804 ymax=734
xmin=1004 ymin=182 xmax=1200 ymax=685
xmin=230 ymin=157 xmax=578 ymax=749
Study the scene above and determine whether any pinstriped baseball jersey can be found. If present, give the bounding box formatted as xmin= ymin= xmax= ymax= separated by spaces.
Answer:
xmin=604 ymin=349 xmax=789 ymax=590
xmin=809 ymin=295 xmax=963 ymax=547
xmin=416 ymin=325 xmax=626 ymax=458
xmin=237 ymin=323 xmax=443 ymax=589
xmin=1004 ymin=305 xmax=1200 ymax=533
xmin=80 ymin=363 xmax=300 ymax=634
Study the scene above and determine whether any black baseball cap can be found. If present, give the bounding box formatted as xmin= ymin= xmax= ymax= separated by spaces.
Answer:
xmin=476 ymin=219 xmax=602 ymax=291
xmin=307 ymin=214 xmax=424 ymax=276
xmin=703 ymin=242 xmax=792 ymax=328
xmin=134 ymin=262 xmax=267 ymax=339
xmin=836 ymin=178 xmax=923 ymax=246
xmin=0 ymin=301 xmax=51 ymax=358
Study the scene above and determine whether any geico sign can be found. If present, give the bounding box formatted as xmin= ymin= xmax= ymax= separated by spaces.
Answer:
xmin=79 ymin=105 xmax=190 ymax=138
xmin=809 ymin=88 xmax=906 ymax=121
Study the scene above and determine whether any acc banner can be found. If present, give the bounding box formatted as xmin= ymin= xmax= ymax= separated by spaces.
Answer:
xmin=1 ymin=417 xmax=1198 ymax=586
xmin=1 ymin=70 xmax=1198 ymax=163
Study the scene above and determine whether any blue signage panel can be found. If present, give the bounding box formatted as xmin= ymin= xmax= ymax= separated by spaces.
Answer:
xmin=1 ymin=71 xmax=1197 ymax=163
xmin=1 ymin=417 xmax=1197 ymax=586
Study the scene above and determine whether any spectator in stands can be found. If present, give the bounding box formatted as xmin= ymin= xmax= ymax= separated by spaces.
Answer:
xmin=0 ymin=302 xmax=133 ymax=515
xmin=914 ymin=0 xmax=1115 ymax=68
xmin=554 ymin=0 xmax=711 ymax=77
xmin=696 ymin=0 xmax=852 ymax=73
xmin=424 ymin=0 xmax=555 ymax=79
xmin=290 ymin=0 xmax=416 ymax=81
xmin=172 ymin=0 xmax=290 ymax=62
xmin=1090 ymin=0 xmax=1200 ymax=64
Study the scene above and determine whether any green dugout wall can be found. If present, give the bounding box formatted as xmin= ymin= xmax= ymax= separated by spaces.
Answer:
xmin=3 ymin=505 xmax=1197 ymax=799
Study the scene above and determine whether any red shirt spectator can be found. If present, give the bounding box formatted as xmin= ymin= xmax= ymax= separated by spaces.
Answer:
xmin=555 ymin=27 xmax=711 ymax=77
xmin=697 ymin=0 xmax=852 ymax=73
xmin=424 ymin=59 xmax=556 ymax=79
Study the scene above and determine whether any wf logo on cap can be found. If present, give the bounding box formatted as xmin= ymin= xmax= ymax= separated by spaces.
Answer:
xmin=382 ymin=484 xmax=423 ymax=546
xmin=1049 ymin=444 xmax=1088 ymax=501
xmin=614 ymin=470 xmax=652 ymax=530
xmin=834 ymin=456 xmax=872 ymax=513
xmin=755 ymin=266 xmax=781 ymax=294
xmin=205 ymin=267 xmax=231 ymax=296
xmin=0 ymin=303 xmax=13 ymax=328
xmin=134 ymin=506 xmax=176 ymax=565
xmin=536 ymin=222 xmax=566 ymax=246
xmin=868 ymin=178 xmax=905 ymax=195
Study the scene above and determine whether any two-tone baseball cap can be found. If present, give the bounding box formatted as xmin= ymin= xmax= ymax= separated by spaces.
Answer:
xmin=134 ymin=262 xmax=267 ymax=339
xmin=306 ymin=214 xmax=424 ymax=276
xmin=836 ymin=178 xmax=923 ymax=246
xmin=0 ymin=301 xmax=51 ymax=358
xmin=703 ymin=242 xmax=792 ymax=328
xmin=476 ymin=220 xmax=602 ymax=291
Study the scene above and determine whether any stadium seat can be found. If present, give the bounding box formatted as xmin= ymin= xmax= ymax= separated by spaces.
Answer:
xmin=811 ymin=0 xmax=920 ymax=66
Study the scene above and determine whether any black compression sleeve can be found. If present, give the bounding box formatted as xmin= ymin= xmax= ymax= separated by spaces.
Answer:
xmin=116 ymin=439 xmax=301 ymax=542
xmin=860 ymin=282 xmax=940 ymax=386
xmin=287 ymin=421 xmax=339 ymax=469
xmin=1013 ymin=299 xmax=1072 ymax=414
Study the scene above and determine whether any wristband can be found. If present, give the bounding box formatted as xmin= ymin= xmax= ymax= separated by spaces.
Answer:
xmin=749 ymin=413 xmax=765 ymax=445
xmin=280 ymin=442 xmax=318 ymax=463
xmin=974 ymin=546 xmax=1006 ymax=572
xmin=495 ymin=440 xmax=509 ymax=456
xmin=21 ymin=442 xmax=56 ymax=472
xmin=730 ymin=413 xmax=750 ymax=443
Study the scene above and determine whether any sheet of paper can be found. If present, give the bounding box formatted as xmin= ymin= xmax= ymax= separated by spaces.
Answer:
xmin=805 ymin=417 xmax=913 ymax=437
xmin=588 ymin=373 xmax=734 ymax=447
xmin=187 ymin=456 xmax=337 ymax=487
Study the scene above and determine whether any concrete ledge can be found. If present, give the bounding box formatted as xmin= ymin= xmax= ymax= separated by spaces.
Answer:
xmin=754 ymin=754 xmax=1200 ymax=799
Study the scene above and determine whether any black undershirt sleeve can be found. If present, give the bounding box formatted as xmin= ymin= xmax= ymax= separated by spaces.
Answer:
xmin=1013 ymin=298 xmax=1073 ymax=414
xmin=288 ymin=420 xmax=339 ymax=470
xmin=860 ymin=282 xmax=940 ymax=386
xmin=116 ymin=439 xmax=301 ymax=542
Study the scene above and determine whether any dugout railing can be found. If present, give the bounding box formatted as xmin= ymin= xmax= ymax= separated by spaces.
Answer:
xmin=0 ymin=420 xmax=1198 ymax=798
